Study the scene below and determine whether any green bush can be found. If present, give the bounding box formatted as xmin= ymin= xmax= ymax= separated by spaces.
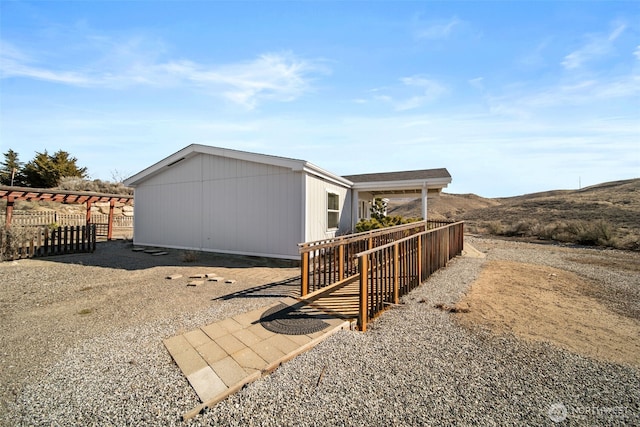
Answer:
xmin=355 ymin=215 xmax=422 ymax=232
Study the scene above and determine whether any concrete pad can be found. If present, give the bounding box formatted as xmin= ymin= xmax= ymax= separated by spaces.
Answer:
xmin=152 ymin=251 xmax=168 ymax=256
xmin=211 ymin=356 xmax=248 ymax=387
xmin=166 ymin=274 xmax=183 ymax=280
xmin=215 ymin=334 xmax=245 ymax=355
xmin=263 ymin=334 xmax=300 ymax=355
xmin=218 ymin=318 xmax=243 ymax=334
xmin=170 ymin=345 xmax=209 ymax=377
xmin=189 ymin=274 xmax=206 ymax=279
xmin=224 ymin=279 xmax=237 ymax=284
xmin=186 ymin=366 xmax=228 ymax=402
xmin=249 ymin=339 xmax=286 ymax=364
xmin=209 ymin=277 xmax=225 ymax=282
xmin=205 ymin=273 xmax=218 ymax=278
xmin=231 ymin=347 xmax=267 ymax=371
xmin=184 ymin=329 xmax=212 ymax=349
xmin=163 ymin=335 xmax=191 ymax=356
xmin=462 ymin=243 xmax=486 ymax=258
xmin=201 ymin=323 xmax=228 ymax=341
xmin=197 ymin=340 xmax=228 ymax=366
xmin=232 ymin=328 xmax=262 ymax=347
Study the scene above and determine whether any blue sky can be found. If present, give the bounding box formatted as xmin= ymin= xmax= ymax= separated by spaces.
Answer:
xmin=1 ymin=1 xmax=638 ymax=197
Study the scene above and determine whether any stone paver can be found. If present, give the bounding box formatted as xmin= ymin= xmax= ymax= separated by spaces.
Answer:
xmin=215 ymin=334 xmax=245 ymax=355
xmin=211 ymin=356 xmax=248 ymax=387
xmin=186 ymin=367 xmax=227 ymax=402
xmin=163 ymin=297 xmax=351 ymax=417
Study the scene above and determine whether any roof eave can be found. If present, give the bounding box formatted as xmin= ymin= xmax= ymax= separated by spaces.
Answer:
xmin=352 ymin=176 xmax=451 ymax=192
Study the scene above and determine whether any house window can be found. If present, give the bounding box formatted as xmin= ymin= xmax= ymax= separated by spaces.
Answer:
xmin=327 ymin=192 xmax=340 ymax=229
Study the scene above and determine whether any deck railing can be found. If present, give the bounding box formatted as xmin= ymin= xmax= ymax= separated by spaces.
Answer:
xmin=0 ymin=224 xmax=97 ymax=261
xmin=356 ymin=221 xmax=464 ymax=331
xmin=299 ymin=220 xmax=455 ymax=296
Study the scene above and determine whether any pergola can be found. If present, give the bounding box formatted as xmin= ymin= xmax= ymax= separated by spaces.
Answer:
xmin=0 ymin=185 xmax=133 ymax=240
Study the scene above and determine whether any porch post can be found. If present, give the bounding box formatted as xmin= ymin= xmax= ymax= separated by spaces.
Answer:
xmin=421 ymin=184 xmax=428 ymax=222
xmin=107 ymin=200 xmax=115 ymax=241
xmin=5 ymin=196 xmax=14 ymax=228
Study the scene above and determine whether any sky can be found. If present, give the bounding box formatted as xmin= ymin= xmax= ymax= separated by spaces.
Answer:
xmin=1 ymin=1 xmax=638 ymax=197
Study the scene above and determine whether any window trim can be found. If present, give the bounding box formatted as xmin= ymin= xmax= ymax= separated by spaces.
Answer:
xmin=326 ymin=191 xmax=340 ymax=230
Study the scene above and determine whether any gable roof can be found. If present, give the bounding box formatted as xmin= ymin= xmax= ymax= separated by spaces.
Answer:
xmin=124 ymin=144 xmax=351 ymax=187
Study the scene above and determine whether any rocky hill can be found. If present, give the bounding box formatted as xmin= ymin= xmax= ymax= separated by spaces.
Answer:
xmin=388 ymin=178 xmax=640 ymax=250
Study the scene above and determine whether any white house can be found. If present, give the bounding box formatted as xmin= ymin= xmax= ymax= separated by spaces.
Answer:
xmin=124 ymin=144 xmax=451 ymax=259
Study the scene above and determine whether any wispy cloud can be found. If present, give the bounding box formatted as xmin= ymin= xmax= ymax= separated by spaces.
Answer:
xmin=369 ymin=75 xmax=447 ymax=111
xmin=634 ymin=45 xmax=640 ymax=60
xmin=0 ymin=39 xmax=325 ymax=109
xmin=414 ymin=16 xmax=462 ymax=40
xmin=562 ymin=21 xmax=626 ymax=69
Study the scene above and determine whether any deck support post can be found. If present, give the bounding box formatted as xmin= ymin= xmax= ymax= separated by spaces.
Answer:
xmin=301 ymin=252 xmax=309 ymax=296
xmin=358 ymin=255 xmax=369 ymax=332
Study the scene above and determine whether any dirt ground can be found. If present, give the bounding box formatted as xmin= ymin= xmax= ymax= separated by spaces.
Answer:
xmin=454 ymin=259 xmax=640 ymax=368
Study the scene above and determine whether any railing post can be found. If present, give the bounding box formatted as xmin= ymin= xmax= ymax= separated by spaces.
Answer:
xmin=393 ymin=243 xmax=399 ymax=305
xmin=417 ymin=235 xmax=423 ymax=282
xmin=301 ymin=251 xmax=309 ymax=296
xmin=358 ymin=255 xmax=369 ymax=332
xmin=338 ymin=244 xmax=345 ymax=281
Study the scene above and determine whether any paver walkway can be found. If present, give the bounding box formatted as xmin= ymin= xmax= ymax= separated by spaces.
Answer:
xmin=164 ymin=297 xmax=350 ymax=419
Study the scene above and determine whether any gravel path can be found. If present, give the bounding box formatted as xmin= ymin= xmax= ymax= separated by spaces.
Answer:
xmin=2 ymin=237 xmax=639 ymax=426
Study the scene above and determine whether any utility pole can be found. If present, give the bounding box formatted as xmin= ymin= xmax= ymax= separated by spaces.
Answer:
xmin=10 ymin=168 xmax=16 ymax=186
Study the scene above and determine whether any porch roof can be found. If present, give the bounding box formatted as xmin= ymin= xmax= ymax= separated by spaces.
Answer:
xmin=343 ymin=168 xmax=451 ymax=195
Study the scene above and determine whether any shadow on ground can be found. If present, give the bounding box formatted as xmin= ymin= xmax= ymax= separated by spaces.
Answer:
xmin=24 ymin=240 xmax=301 ymax=271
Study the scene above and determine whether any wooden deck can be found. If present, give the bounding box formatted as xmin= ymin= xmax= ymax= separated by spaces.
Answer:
xmin=303 ymin=279 xmax=360 ymax=320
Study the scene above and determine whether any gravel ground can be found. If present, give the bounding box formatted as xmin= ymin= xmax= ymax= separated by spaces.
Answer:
xmin=2 ymin=237 xmax=639 ymax=426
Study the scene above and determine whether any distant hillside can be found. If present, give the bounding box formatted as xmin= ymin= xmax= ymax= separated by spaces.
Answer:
xmin=388 ymin=178 xmax=640 ymax=250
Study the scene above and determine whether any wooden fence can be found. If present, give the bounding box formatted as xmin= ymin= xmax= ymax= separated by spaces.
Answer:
xmin=0 ymin=211 xmax=133 ymax=228
xmin=299 ymin=220 xmax=453 ymax=296
xmin=0 ymin=224 xmax=97 ymax=261
xmin=356 ymin=221 xmax=464 ymax=331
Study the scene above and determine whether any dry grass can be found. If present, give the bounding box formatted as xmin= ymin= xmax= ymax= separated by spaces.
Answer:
xmin=389 ymin=178 xmax=640 ymax=250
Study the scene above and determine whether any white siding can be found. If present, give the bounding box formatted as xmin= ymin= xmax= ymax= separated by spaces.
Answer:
xmin=133 ymin=153 xmax=304 ymax=259
xmin=304 ymin=173 xmax=352 ymax=242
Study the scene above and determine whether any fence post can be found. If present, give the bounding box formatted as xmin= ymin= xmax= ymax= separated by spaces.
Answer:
xmin=301 ymin=251 xmax=309 ymax=296
xmin=358 ymin=255 xmax=369 ymax=332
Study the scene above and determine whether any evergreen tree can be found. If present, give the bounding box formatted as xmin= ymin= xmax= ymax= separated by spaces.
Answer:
xmin=22 ymin=150 xmax=88 ymax=188
xmin=0 ymin=149 xmax=25 ymax=186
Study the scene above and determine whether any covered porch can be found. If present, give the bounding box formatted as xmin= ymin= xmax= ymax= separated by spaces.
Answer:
xmin=343 ymin=168 xmax=452 ymax=228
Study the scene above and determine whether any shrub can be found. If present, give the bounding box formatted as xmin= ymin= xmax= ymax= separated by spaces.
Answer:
xmin=0 ymin=227 xmax=37 ymax=261
xmin=355 ymin=216 xmax=422 ymax=232
xmin=181 ymin=250 xmax=198 ymax=263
